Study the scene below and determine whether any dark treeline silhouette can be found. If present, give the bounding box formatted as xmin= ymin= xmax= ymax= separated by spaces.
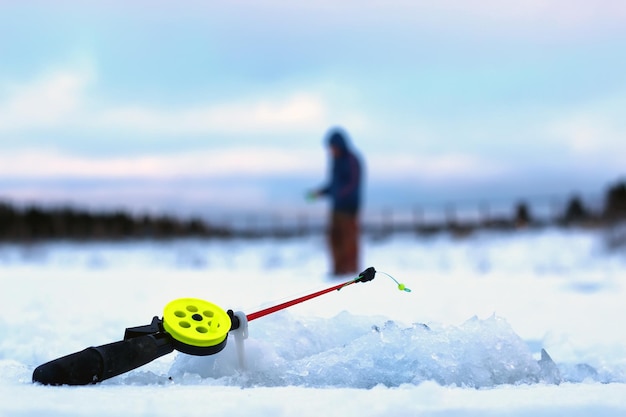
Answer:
xmin=0 ymin=203 xmax=231 ymax=241
xmin=1 ymin=179 xmax=625 ymax=241
xmin=369 ymin=179 xmax=626 ymax=237
xmin=560 ymin=179 xmax=626 ymax=226
xmin=603 ymin=181 xmax=626 ymax=221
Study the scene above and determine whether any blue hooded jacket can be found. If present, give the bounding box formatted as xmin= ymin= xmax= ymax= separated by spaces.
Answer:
xmin=319 ymin=129 xmax=363 ymax=214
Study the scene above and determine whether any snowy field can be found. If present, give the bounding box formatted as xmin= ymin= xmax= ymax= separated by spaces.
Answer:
xmin=1 ymin=227 xmax=626 ymax=416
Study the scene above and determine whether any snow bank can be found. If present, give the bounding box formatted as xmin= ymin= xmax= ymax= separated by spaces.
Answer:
xmin=1 ymin=228 xmax=625 ymax=416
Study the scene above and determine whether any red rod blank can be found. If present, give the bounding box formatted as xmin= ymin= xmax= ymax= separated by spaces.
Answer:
xmin=246 ymin=279 xmax=356 ymax=322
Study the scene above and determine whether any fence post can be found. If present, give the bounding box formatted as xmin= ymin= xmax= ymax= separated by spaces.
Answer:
xmin=480 ymin=201 xmax=490 ymax=227
xmin=446 ymin=203 xmax=456 ymax=230
xmin=297 ymin=213 xmax=308 ymax=236
xmin=413 ymin=206 xmax=422 ymax=232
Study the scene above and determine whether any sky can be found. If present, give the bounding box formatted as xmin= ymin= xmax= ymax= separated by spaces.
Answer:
xmin=1 ymin=0 xmax=625 ymax=218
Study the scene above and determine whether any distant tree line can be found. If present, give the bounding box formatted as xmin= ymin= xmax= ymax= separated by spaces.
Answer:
xmin=0 ymin=179 xmax=625 ymax=241
xmin=0 ymin=203 xmax=231 ymax=241
xmin=516 ymin=179 xmax=626 ymax=227
xmin=602 ymin=180 xmax=626 ymax=221
xmin=370 ymin=179 xmax=626 ymax=237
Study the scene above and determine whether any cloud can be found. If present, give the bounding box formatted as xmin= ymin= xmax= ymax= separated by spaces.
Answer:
xmin=0 ymin=67 xmax=354 ymax=139
xmin=98 ymin=0 xmax=626 ymax=27
xmin=426 ymin=0 xmax=626 ymax=27
xmin=370 ymin=152 xmax=508 ymax=184
xmin=0 ymin=69 xmax=91 ymax=131
xmin=95 ymin=93 xmax=330 ymax=135
xmin=0 ymin=147 xmax=324 ymax=179
xmin=545 ymin=93 xmax=626 ymax=164
xmin=113 ymin=0 xmax=626 ymax=40
xmin=0 ymin=144 xmax=509 ymax=188
xmin=0 ymin=180 xmax=274 ymax=214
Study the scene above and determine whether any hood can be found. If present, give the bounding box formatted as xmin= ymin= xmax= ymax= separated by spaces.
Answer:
xmin=326 ymin=129 xmax=349 ymax=153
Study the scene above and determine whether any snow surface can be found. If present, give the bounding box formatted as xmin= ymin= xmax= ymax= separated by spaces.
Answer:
xmin=1 ymin=227 xmax=626 ymax=416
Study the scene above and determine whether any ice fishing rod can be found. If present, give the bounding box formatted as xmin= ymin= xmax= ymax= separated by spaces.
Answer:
xmin=247 ymin=266 xmax=376 ymax=321
xmin=32 ymin=266 xmax=407 ymax=386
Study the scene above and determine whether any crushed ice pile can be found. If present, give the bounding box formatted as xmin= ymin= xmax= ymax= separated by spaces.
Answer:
xmin=162 ymin=312 xmax=619 ymax=388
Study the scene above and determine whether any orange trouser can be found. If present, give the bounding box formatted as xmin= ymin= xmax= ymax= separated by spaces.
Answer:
xmin=328 ymin=211 xmax=359 ymax=275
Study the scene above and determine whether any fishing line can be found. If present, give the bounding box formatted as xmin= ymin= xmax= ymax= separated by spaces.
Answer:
xmin=378 ymin=270 xmax=412 ymax=292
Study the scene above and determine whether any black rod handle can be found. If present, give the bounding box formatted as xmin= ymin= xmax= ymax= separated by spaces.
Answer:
xmin=32 ymin=334 xmax=174 ymax=386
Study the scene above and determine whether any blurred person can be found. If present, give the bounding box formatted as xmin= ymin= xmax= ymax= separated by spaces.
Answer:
xmin=308 ymin=128 xmax=364 ymax=276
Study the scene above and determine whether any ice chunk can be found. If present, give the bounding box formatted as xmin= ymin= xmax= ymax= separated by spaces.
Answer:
xmin=170 ymin=313 xmax=548 ymax=388
xmin=537 ymin=348 xmax=562 ymax=385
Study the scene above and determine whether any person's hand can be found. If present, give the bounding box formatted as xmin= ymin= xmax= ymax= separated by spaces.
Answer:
xmin=306 ymin=190 xmax=319 ymax=201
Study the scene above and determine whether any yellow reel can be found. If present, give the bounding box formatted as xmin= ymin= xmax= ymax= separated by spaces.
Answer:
xmin=162 ymin=298 xmax=232 ymax=355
